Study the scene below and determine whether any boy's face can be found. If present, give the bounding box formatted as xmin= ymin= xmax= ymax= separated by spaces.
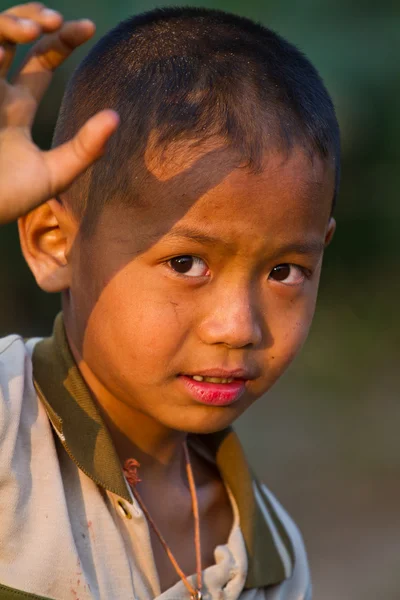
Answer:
xmin=57 ymin=143 xmax=335 ymax=434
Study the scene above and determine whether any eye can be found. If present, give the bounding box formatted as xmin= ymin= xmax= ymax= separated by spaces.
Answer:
xmin=168 ymin=255 xmax=209 ymax=277
xmin=268 ymin=263 xmax=306 ymax=285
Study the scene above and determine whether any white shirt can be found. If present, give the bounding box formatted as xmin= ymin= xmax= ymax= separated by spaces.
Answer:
xmin=0 ymin=323 xmax=311 ymax=600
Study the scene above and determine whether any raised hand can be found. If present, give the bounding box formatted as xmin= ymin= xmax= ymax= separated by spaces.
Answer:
xmin=0 ymin=3 xmax=119 ymax=224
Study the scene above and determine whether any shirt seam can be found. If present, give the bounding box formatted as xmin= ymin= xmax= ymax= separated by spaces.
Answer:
xmin=0 ymin=582 xmax=54 ymax=599
xmin=0 ymin=336 xmax=23 ymax=357
xmin=34 ymin=380 xmax=133 ymax=503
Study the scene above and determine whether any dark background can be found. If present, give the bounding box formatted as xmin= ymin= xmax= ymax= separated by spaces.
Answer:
xmin=1 ymin=1 xmax=399 ymax=598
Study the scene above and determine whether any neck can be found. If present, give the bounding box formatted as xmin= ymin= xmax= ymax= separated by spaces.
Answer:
xmin=71 ymin=352 xmax=187 ymax=480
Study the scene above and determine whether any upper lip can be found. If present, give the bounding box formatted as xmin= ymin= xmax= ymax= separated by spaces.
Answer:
xmin=182 ymin=368 xmax=258 ymax=380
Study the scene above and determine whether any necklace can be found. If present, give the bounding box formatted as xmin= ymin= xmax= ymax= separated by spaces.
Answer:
xmin=123 ymin=441 xmax=203 ymax=600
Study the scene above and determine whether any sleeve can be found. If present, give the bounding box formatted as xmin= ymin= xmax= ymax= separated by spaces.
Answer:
xmin=240 ymin=483 xmax=312 ymax=600
xmin=262 ymin=483 xmax=311 ymax=600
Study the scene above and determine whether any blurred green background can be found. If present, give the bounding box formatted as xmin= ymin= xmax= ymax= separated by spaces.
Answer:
xmin=1 ymin=1 xmax=399 ymax=598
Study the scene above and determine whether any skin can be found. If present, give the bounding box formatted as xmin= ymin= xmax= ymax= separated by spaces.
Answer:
xmin=0 ymin=3 xmax=119 ymax=225
xmin=20 ymin=143 xmax=335 ymax=589
xmin=0 ymin=4 xmax=336 ymax=592
xmin=21 ymin=144 xmax=335 ymax=449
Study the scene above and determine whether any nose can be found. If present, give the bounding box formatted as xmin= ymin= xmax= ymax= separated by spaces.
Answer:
xmin=197 ymin=280 xmax=263 ymax=349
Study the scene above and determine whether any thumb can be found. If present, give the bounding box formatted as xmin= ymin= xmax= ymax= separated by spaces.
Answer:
xmin=44 ymin=109 xmax=120 ymax=196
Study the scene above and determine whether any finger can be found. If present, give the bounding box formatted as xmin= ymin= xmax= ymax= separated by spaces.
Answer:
xmin=5 ymin=4 xmax=63 ymax=33
xmin=4 ymin=2 xmax=45 ymax=17
xmin=14 ymin=19 xmax=95 ymax=102
xmin=0 ymin=41 xmax=16 ymax=78
xmin=44 ymin=110 xmax=120 ymax=196
xmin=0 ymin=13 xmax=41 ymax=78
xmin=0 ymin=13 xmax=40 ymax=46
xmin=0 ymin=6 xmax=63 ymax=79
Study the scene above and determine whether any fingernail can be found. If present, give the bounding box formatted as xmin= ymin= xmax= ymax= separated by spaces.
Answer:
xmin=41 ymin=8 xmax=61 ymax=19
xmin=19 ymin=18 xmax=35 ymax=29
xmin=78 ymin=19 xmax=94 ymax=26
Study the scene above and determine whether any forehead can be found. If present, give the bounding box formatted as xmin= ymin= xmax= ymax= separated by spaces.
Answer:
xmin=184 ymin=149 xmax=333 ymax=230
xmin=96 ymin=143 xmax=334 ymax=253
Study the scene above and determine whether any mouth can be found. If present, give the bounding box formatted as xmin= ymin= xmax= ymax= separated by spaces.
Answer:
xmin=187 ymin=374 xmax=236 ymax=384
xmin=178 ymin=370 xmax=252 ymax=406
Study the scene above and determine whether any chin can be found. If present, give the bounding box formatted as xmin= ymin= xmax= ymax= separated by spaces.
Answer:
xmin=165 ymin=403 xmax=247 ymax=435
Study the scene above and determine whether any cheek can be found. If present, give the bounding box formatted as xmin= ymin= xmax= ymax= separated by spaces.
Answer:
xmin=265 ymin=286 xmax=318 ymax=369
xmin=274 ymin=315 xmax=310 ymax=361
xmin=81 ymin=265 xmax=191 ymax=379
xmin=248 ymin=306 xmax=313 ymax=402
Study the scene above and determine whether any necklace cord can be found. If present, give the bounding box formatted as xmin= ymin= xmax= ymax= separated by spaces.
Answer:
xmin=124 ymin=440 xmax=202 ymax=599
xmin=183 ymin=440 xmax=203 ymax=592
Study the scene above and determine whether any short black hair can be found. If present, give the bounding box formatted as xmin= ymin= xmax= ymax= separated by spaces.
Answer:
xmin=53 ymin=6 xmax=340 ymax=223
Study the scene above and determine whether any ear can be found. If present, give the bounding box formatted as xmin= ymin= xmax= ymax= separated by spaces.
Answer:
xmin=18 ymin=200 xmax=78 ymax=293
xmin=324 ymin=217 xmax=336 ymax=247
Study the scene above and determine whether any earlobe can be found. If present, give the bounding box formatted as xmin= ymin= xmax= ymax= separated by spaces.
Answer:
xmin=324 ymin=217 xmax=336 ymax=247
xmin=18 ymin=200 xmax=77 ymax=293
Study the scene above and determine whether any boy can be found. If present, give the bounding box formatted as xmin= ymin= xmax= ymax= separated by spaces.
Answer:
xmin=0 ymin=3 xmax=339 ymax=599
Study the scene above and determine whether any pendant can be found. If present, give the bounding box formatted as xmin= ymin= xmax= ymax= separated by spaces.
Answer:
xmin=190 ymin=592 xmax=202 ymax=600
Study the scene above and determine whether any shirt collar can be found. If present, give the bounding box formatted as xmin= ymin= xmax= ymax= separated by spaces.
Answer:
xmin=31 ymin=313 xmax=295 ymax=590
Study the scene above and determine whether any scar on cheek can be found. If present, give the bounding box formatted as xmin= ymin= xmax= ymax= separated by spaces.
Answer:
xmin=169 ymin=300 xmax=181 ymax=321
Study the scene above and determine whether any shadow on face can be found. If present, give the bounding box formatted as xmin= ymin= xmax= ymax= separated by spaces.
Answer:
xmin=19 ymin=134 xmax=336 ymax=435
xmin=65 ymin=137 xmax=251 ymax=348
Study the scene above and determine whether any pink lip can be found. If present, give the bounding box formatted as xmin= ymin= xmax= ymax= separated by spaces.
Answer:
xmin=179 ymin=375 xmax=246 ymax=406
xmin=185 ymin=368 xmax=254 ymax=379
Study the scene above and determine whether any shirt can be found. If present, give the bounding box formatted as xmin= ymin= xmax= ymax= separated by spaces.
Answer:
xmin=0 ymin=314 xmax=311 ymax=600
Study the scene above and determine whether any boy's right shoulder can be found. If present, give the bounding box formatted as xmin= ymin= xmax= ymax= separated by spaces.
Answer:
xmin=0 ymin=334 xmax=29 ymax=384
xmin=0 ymin=333 xmax=41 ymax=383
xmin=0 ymin=333 xmax=43 ymax=442
xmin=0 ymin=333 xmax=25 ymax=354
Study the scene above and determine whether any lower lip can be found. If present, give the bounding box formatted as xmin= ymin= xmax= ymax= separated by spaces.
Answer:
xmin=179 ymin=375 xmax=246 ymax=406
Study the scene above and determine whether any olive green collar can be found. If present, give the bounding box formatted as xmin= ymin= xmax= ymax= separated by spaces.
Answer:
xmin=31 ymin=313 xmax=294 ymax=590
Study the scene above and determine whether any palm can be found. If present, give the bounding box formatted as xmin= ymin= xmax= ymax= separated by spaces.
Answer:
xmin=0 ymin=127 xmax=53 ymax=216
xmin=0 ymin=3 xmax=119 ymax=224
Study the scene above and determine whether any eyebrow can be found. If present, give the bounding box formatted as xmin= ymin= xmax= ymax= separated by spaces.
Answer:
xmin=164 ymin=226 xmax=325 ymax=256
xmin=163 ymin=227 xmax=234 ymax=250
xmin=275 ymin=240 xmax=325 ymax=257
